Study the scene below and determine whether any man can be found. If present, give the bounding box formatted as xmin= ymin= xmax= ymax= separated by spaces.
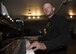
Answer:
xmin=27 ymin=3 xmax=71 ymax=54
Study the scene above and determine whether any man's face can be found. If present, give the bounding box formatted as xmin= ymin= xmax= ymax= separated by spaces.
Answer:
xmin=43 ymin=3 xmax=55 ymax=16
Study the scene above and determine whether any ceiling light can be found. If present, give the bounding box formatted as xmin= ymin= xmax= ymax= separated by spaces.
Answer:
xmin=3 ymin=13 xmax=6 ymax=16
xmin=7 ymin=16 xmax=10 ymax=18
xmin=28 ymin=16 xmax=31 ymax=19
xmin=37 ymin=16 xmax=40 ymax=19
xmin=33 ymin=16 xmax=35 ymax=19
xmin=70 ymin=15 xmax=73 ymax=18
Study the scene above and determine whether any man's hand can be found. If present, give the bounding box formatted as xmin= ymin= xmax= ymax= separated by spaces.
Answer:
xmin=27 ymin=41 xmax=47 ymax=51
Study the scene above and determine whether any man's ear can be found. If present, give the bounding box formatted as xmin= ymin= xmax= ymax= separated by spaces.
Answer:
xmin=53 ymin=7 xmax=55 ymax=11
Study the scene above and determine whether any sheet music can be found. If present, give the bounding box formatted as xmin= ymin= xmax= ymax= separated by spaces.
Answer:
xmin=26 ymin=40 xmax=35 ymax=54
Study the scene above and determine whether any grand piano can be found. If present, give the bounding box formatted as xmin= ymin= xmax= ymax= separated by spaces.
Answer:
xmin=0 ymin=2 xmax=44 ymax=54
xmin=0 ymin=2 xmax=27 ymax=54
